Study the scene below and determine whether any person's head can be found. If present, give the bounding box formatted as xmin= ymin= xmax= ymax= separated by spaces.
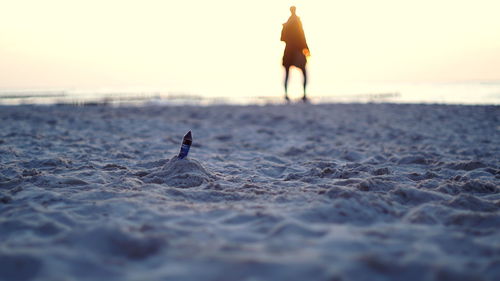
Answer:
xmin=290 ymin=6 xmax=296 ymax=15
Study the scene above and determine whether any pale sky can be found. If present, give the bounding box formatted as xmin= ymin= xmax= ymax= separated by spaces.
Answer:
xmin=1 ymin=0 xmax=499 ymax=97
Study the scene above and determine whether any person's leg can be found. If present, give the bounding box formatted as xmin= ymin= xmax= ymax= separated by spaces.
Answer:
xmin=301 ymin=67 xmax=308 ymax=101
xmin=284 ymin=66 xmax=290 ymax=101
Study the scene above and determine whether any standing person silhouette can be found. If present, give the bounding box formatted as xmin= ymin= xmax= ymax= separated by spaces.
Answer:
xmin=281 ymin=6 xmax=310 ymax=102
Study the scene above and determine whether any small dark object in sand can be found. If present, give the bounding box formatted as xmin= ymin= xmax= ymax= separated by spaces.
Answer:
xmin=178 ymin=131 xmax=192 ymax=159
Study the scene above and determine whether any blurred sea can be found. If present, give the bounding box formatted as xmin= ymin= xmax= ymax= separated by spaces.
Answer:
xmin=0 ymin=81 xmax=499 ymax=106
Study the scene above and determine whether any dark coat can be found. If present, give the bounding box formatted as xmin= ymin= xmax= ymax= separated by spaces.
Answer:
xmin=281 ymin=15 xmax=309 ymax=69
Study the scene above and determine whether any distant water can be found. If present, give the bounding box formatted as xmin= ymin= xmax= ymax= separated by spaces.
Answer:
xmin=1 ymin=81 xmax=499 ymax=105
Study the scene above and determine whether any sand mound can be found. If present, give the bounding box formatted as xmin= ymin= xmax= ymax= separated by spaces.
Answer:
xmin=142 ymin=157 xmax=215 ymax=188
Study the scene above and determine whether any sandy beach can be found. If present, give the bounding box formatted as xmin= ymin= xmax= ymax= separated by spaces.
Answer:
xmin=0 ymin=103 xmax=499 ymax=281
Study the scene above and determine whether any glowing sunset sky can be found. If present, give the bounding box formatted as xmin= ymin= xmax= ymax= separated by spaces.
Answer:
xmin=1 ymin=0 xmax=499 ymax=97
